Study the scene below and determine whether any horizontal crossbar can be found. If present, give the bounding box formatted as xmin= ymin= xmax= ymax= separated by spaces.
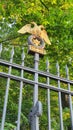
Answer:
xmin=0 ymin=59 xmax=73 ymax=85
xmin=0 ymin=72 xmax=73 ymax=95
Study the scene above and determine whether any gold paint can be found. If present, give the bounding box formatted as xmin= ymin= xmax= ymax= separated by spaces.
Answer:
xmin=29 ymin=45 xmax=46 ymax=55
xmin=18 ymin=22 xmax=51 ymax=45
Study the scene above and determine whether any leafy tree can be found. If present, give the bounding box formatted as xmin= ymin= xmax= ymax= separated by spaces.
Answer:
xmin=0 ymin=0 xmax=73 ymax=129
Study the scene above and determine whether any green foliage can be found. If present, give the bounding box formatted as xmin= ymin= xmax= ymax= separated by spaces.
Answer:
xmin=4 ymin=122 xmax=16 ymax=130
xmin=63 ymin=107 xmax=71 ymax=129
xmin=0 ymin=0 xmax=73 ymax=129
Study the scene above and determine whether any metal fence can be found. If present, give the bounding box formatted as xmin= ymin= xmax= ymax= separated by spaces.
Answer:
xmin=0 ymin=44 xmax=73 ymax=130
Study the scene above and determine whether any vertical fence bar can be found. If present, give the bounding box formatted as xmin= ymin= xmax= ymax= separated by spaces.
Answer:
xmin=34 ymin=53 xmax=39 ymax=105
xmin=17 ymin=48 xmax=25 ymax=130
xmin=66 ymin=65 xmax=73 ymax=130
xmin=56 ymin=62 xmax=64 ymax=130
xmin=32 ymin=53 xmax=39 ymax=130
xmin=46 ymin=59 xmax=51 ymax=130
xmin=1 ymin=47 xmax=14 ymax=130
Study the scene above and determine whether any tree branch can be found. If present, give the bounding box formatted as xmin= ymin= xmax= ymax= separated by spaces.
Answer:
xmin=40 ymin=0 xmax=49 ymax=12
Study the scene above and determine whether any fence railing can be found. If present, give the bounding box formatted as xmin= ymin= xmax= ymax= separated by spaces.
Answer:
xmin=0 ymin=44 xmax=73 ymax=130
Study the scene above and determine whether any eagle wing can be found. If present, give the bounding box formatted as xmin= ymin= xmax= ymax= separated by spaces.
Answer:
xmin=18 ymin=23 xmax=51 ymax=45
xmin=40 ymin=29 xmax=51 ymax=45
xmin=18 ymin=24 xmax=32 ymax=34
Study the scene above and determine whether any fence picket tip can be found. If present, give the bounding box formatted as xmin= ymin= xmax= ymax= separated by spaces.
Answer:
xmin=21 ymin=48 xmax=25 ymax=61
xmin=0 ymin=43 xmax=2 ymax=56
xmin=46 ymin=58 xmax=49 ymax=70
xmin=65 ymin=64 xmax=69 ymax=79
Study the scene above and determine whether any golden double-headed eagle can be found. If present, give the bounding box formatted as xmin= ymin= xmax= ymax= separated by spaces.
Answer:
xmin=18 ymin=22 xmax=51 ymax=45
